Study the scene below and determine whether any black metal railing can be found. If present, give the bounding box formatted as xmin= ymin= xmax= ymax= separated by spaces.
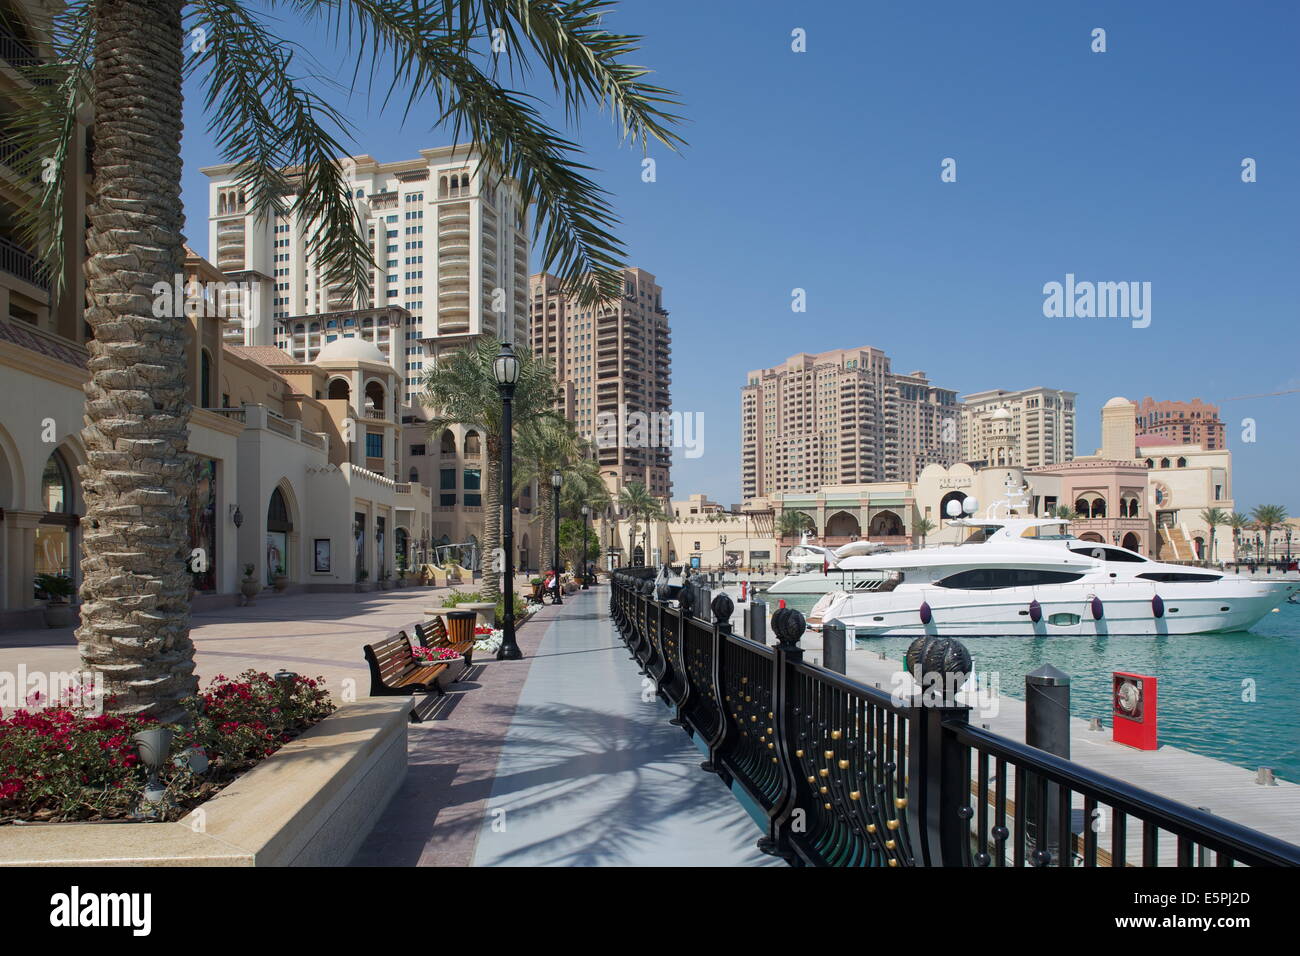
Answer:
xmin=610 ymin=568 xmax=1300 ymax=868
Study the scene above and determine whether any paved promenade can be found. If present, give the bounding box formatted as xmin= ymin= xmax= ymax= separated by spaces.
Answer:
xmin=357 ymin=587 xmax=774 ymax=867
xmin=0 ymin=582 xmax=772 ymax=867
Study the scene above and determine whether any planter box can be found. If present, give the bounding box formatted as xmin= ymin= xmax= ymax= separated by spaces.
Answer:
xmin=0 ymin=699 xmax=409 ymax=867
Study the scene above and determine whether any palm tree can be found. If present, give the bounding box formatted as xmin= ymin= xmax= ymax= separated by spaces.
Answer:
xmin=1199 ymin=508 xmax=1229 ymax=565
xmin=424 ymin=337 xmax=559 ymax=600
xmin=1228 ymin=511 xmax=1250 ymax=562
xmin=617 ymin=482 xmax=664 ymax=566
xmin=9 ymin=2 xmax=682 ymax=719
xmin=914 ymin=516 xmax=936 ymax=547
xmin=559 ymin=453 xmax=612 ymax=572
xmin=776 ymin=509 xmax=815 ymax=539
xmin=1250 ymin=505 xmax=1289 ymax=563
xmin=514 ymin=415 xmax=580 ymax=575
xmin=1052 ymin=505 xmax=1082 ymax=521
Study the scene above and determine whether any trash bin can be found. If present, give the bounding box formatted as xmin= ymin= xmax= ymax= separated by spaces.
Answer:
xmin=447 ymin=610 xmax=476 ymax=645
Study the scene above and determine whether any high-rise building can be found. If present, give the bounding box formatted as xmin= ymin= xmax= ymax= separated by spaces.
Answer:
xmin=740 ymin=347 xmax=960 ymax=500
xmin=203 ymin=146 xmax=531 ymax=405
xmin=960 ymin=387 xmax=1077 ymax=468
xmin=530 ymin=267 xmax=672 ymax=499
xmin=1134 ymin=396 xmax=1225 ymax=450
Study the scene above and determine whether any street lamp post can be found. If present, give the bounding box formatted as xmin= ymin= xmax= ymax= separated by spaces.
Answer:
xmin=551 ymin=469 xmax=564 ymax=605
xmin=581 ymin=504 xmax=590 ymax=588
xmin=493 ymin=343 xmax=522 ymax=661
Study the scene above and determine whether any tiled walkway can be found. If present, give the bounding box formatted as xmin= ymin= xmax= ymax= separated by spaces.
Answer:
xmin=1 ymin=582 xmax=773 ymax=867
xmin=358 ymin=587 xmax=775 ymax=867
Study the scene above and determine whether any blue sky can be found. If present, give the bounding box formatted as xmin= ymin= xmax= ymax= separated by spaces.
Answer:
xmin=179 ymin=0 xmax=1300 ymax=512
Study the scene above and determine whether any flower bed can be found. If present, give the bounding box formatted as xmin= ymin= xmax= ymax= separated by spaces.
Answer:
xmin=0 ymin=670 xmax=334 ymax=825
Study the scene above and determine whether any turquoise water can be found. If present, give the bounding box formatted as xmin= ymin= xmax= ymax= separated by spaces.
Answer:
xmin=770 ymin=591 xmax=1300 ymax=783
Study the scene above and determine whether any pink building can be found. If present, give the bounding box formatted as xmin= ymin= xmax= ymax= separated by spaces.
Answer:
xmin=1028 ymin=459 xmax=1151 ymax=554
xmin=1135 ymin=397 xmax=1225 ymax=451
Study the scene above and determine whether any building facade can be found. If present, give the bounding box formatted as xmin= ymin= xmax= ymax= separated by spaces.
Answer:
xmin=1135 ymin=396 xmax=1226 ymax=451
xmin=203 ymin=146 xmax=531 ymax=406
xmin=741 ymin=347 xmax=960 ymax=500
xmin=530 ymin=267 xmax=672 ymax=499
xmin=960 ymin=387 xmax=1077 ymax=468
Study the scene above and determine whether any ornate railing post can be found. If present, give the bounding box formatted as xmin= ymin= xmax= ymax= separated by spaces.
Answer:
xmin=700 ymin=593 xmax=734 ymax=778
xmin=761 ymin=606 xmax=806 ymax=862
xmin=905 ymin=636 xmax=974 ymax=867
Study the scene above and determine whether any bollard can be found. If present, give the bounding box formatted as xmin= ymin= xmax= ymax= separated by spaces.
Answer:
xmin=822 ymin=621 xmax=847 ymax=674
xmin=748 ymin=599 xmax=768 ymax=644
xmin=1025 ymin=664 xmax=1071 ymax=865
xmin=696 ymin=587 xmax=712 ymax=623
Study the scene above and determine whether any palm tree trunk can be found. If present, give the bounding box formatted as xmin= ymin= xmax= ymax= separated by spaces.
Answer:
xmin=78 ymin=0 xmax=195 ymax=720
xmin=537 ymin=493 xmax=552 ymax=577
xmin=482 ymin=443 xmax=501 ymax=599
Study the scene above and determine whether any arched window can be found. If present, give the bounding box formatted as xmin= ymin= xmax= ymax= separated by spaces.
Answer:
xmin=440 ymin=429 xmax=456 ymax=454
xmin=1177 ymin=457 xmax=1187 ymax=468
xmin=1144 ymin=459 xmax=1154 ymax=469
xmin=408 ymin=467 xmax=419 ymax=483
xmin=327 ymin=378 xmax=350 ymax=401
xmin=1160 ymin=458 xmax=1171 ymax=469
xmin=464 ymin=430 xmax=481 ymax=456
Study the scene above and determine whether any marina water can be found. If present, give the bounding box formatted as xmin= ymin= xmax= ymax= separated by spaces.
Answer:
xmin=773 ymin=591 xmax=1300 ymax=783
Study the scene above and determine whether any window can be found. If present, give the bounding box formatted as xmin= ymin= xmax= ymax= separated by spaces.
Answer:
xmin=935 ymin=568 xmax=1086 ymax=589
xmin=410 ymin=444 xmax=426 ymax=456
xmin=365 ymin=433 xmax=383 ymax=458
xmin=1069 ymin=546 xmax=1146 ymax=563
xmin=440 ymin=494 xmax=456 ymax=507
xmin=440 ymin=468 xmax=456 ymax=490
xmin=1136 ymin=572 xmax=1223 ymax=583
xmin=464 ymin=467 xmax=481 ymax=507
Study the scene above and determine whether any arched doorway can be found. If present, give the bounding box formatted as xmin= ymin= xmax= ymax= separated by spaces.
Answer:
xmin=520 ymin=532 xmax=531 ymax=573
xmin=364 ymin=380 xmax=386 ymax=417
xmin=1079 ymin=532 xmax=1104 ymax=543
xmin=35 ymin=449 xmax=78 ymax=592
xmin=327 ymin=377 xmax=350 ymax=401
xmin=266 ymin=486 xmax=294 ymax=584
xmin=1122 ymin=532 xmax=1141 ymax=553
xmin=825 ymin=511 xmax=861 ymax=538
xmin=868 ymin=510 xmax=904 ymax=537
xmin=395 ymin=527 xmax=409 ymax=572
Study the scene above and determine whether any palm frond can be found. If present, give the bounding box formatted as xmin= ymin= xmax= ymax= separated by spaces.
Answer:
xmin=0 ymin=0 xmax=94 ymax=294
xmin=187 ymin=0 xmax=372 ymax=298
xmin=279 ymin=0 xmax=686 ymax=306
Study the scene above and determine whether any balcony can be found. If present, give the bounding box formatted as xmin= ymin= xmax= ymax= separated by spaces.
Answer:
xmin=0 ymin=235 xmax=49 ymax=290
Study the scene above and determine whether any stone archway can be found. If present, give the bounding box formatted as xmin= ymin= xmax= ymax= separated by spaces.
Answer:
xmin=868 ymin=510 xmax=904 ymax=537
xmin=824 ymin=510 xmax=861 ymax=538
xmin=1122 ymin=532 xmax=1141 ymax=553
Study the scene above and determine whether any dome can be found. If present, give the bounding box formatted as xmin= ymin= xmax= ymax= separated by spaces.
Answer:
xmin=315 ymin=335 xmax=388 ymax=365
xmin=1104 ymin=396 xmax=1133 ymax=408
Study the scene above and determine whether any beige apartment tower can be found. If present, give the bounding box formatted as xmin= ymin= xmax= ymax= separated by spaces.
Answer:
xmin=203 ymin=146 xmax=531 ymax=406
xmin=960 ymin=387 xmax=1077 ymax=468
xmin=530 ymin=267 xmax=672 ymax=499
xmin=741 ymin=347 xmax=960 ymax=500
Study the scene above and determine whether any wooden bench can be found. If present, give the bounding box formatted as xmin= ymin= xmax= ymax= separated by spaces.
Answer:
xmin=363 ymin=631 xmax=448 ymax=723
xmin=415 ymin=616 xmax=476 ymax=664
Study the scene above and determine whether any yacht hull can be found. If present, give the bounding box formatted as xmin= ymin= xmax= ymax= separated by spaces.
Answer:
xmin=823 ymin=580 xmax=1294 ymax=637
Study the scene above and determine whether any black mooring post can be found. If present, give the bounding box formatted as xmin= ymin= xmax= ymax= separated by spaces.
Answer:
xmin=822 ymin=621 xmax=846 ymax=674
xmin=748 ymin=599 xmax=768 ymax=644
xmin=1025 ymin=663 xmax=1071 ymax=865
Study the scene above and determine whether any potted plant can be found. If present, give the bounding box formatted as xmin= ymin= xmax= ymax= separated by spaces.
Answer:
xmin=271 ymin=564 xmax=288 ymax=592
xmin=35 ymin=572 xmax=75 ymax=628
xmin=240 ymin=563 xmax=260 ymax=605
xmin=395 ymin=558 xmax=407 ymax=588
xmin=529 ymin=576 xmax=544 ymax=603
xmin=355 ymin=568 xmax=371 ymax=593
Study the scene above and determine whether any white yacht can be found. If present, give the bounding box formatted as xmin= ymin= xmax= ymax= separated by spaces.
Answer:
xmin=816 ymin=517 xmax=1297 ymax=637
